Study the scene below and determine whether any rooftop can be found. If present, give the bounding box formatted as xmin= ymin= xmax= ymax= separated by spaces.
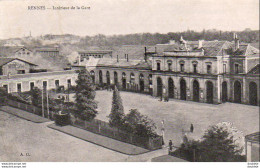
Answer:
xmin=0 ymin=46 xmax=32 ymax=57
xmin=35 ymin=47 xmax=59 ymax=52
xmin=0 ymin=57 xmax=38 ymax=66
xmin=95 ymin=58 xmax=151 ymax=70
xmin=0 ymin=70 xmax=76 ymax=80
xmin=78 ymin=50 xmax=113 ymax=54
xmin=245 ymin=132 xmax=259 ymax=143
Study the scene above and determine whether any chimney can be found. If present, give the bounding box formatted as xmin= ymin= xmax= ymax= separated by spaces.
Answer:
xmin=117 ymin=55 xmax=119 ymax=62
xmin=234 ymin=33 xmax=240 ymax=50
xmin=144 ymin=47 xmax=147 ymax=62
xmin=126 ymin=54 xmax=129 ymax=62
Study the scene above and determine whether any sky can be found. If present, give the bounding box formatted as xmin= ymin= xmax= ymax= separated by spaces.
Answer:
xmin=0 ymin=0 xmax=259 ymax=39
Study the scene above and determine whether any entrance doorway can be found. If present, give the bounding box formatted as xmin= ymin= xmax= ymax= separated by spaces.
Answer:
xmin=193 ymin=80 xmax=200 ymax=102
xmin=180 ymin=79 xmax=186 ymax=100
xmin=249 ymin=82 xmax=257 ymax=106
xmin=222 ymin=81 xmax=228 ymax=102
xmin=157 ymin=77 xmax=163 ymax=97
xmin=234 ymin=81 xmax=242 ymax=103
xmin=168 ymin=78 xmax=174 ymax=98
xmin=206 ymin=81 xmax=214 ymax=103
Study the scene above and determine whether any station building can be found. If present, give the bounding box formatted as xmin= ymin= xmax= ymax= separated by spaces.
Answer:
xmin=82 ymin=36 xmax=259 ymax=106
xmin=0 ymin=57 xmax=77 ymax=94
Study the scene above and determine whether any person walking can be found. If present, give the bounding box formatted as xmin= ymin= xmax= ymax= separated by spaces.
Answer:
xmin=168 ymin=140 xmax=173 ymax=154
xmin=190 ymin=124 xmax=194 ymax=133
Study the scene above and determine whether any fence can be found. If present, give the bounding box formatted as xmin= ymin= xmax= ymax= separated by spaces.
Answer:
xmin=5 ymin=99 xmax=54 ymax=120
xmin=72 ymin=118 xmax=163 ymax=150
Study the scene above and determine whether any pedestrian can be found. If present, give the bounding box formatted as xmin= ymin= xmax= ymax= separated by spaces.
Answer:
xmin=190 ymin=123 xmax=194 ymax=133
xmin=169 ymin=140 xmax=173 ymax=151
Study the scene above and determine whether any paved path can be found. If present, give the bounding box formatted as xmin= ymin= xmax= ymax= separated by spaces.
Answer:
xmin=151 ymin=154 xmax=188 ymax=162
xmin=0 ymin=106 xmax=50 ymax=123
xmin=48 ymin=123 xmax=149 ymax=155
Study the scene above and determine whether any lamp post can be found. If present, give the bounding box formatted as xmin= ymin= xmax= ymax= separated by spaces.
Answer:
xmin=161 ymin=119 xmax=165 ymax=146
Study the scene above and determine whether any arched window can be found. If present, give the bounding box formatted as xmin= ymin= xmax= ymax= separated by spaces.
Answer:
xmin=122 ymin=72 xmax=126 ymax=90
xmin=167 ymin=60 xmax=172 ymax=71
xmin=106 ymin=71 xmax=110 ymax=85
xmin=114 ymin=71 xmax=118 ymax=84
xmin=192 ymin=61 xmax=198 ymax=73
xmin=90 ymin=70 xmax=95 ymax=83
xmin=179 ymin=60 xmax=185 ymax=72
xmin=139 ymin=73 xmax=144 ymax=92
xmin=99 ymin=70 xmax=103 ymax=84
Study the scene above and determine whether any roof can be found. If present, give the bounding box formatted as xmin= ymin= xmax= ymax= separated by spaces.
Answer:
xmin=78 ymin=50 xmax=112 ymax=54
xmin=96 ymin=58 xmax=151 ymax=70
xmin=35 ymin=47 xmax=59 ymax=52
xmin=161 ymin=41 xmax=233 ymax=57
xmin=0 ymin=46 xmax=32 ymax=57
xmin=248 ymin=64 xmax=260 ymax=75
xmin=0 ymin=57 xmax=38 ymax=66
xmin=245 ymin=132 xmax=259 ymax=143
xmin=0 ymin=70 xmax=76 ymax=80
xmin=151 ymin=155 xmax=188 ymax=162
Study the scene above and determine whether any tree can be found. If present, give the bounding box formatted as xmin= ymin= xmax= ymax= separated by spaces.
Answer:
xmin=123 ymin=109 xmax=157 ymax=138
xmin=172 ymin=122 xmax=245 ymax=162
xmin=74 ymin=69 xmax=98 ymax=121
xmin=0 ymin=87 xmax=8 ymax=104
xmin=30 ymin=87 xmax=42 ymax=107
xmin=108 ymin=86 xmax=125 ymax=128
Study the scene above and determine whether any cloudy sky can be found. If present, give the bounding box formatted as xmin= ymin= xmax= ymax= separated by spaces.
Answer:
xmin=0 ymin=0 xmax=259 ymax=39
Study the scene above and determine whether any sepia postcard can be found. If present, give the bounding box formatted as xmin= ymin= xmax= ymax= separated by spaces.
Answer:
xmin=0 ymin=0 xmax=259 ymax=167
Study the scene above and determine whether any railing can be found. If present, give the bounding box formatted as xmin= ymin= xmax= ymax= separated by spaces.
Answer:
xmin=71 ymin=118 xmax=162 ymax=150
xmin=5 ymin=99 xmax=54 ymax=120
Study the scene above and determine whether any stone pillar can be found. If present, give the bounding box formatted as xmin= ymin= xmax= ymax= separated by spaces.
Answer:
xmin=242 ymin=77 xmax=247 ymax=104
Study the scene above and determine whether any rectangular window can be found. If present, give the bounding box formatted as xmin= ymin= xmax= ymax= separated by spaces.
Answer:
xmin=67 ymin=79 xmax=71 ymax=88
xmin=223 ymin=64 xmax=226 ymax=73
xmin=207 ymin=65 xmax=212 ymax=74
xmin=3 ymin=85 xmax=8 ymax=92
xmin=235 ymin=64 xmax=239 ymax=74
xmin=30 ymin=82 xmax=34 ymax=91
xmin=55 ymin=80 xmax=60 ymax=88
xmin=157 ymin=62 xmax=161 ymax=71
xmin=17 ymin=83 xmax=21 ymax=93
xmin=193 ymin=64 xmax=197 ymax=73
xmin=180 ymin=64 xmax=184 ymax=72
xmin=17 ymin=70 xmax=25 ymax=74
xmin=43 ymin=81 xmax=47 ymax=91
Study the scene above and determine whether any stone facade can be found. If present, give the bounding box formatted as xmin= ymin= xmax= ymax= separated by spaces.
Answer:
xmin=0 ymin=70 xmax=77 ymax=93
xmin=85 ymin=38 xmax=259 ymax=106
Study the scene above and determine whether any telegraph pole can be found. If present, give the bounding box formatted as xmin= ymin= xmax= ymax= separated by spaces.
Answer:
xmin=46 ymin=90 xmax=49 ymax=119
xmin=41 ymin=88 xmax=44 ymax=118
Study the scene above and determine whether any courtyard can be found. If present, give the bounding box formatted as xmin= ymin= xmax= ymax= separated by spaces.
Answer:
xmin=0 ymin=111 xmax=129 ymax=162
xmin=95 ymin=90 xmax=259 ymax=147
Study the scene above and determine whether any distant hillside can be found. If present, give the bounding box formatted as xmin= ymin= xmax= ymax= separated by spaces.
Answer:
xmin=0 ymin=29 xmax=258 ymax=64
